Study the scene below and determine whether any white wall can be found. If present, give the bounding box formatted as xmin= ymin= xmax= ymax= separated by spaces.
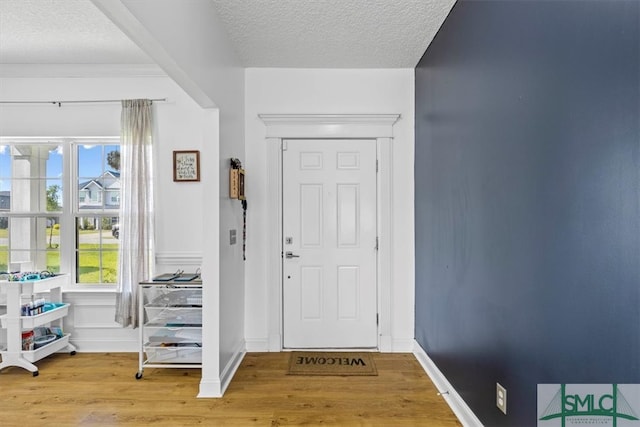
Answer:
xmin=0 ymin=75 xmax=207 ymax=350
xmin=244 ymin=68 xmax=416 ymax=351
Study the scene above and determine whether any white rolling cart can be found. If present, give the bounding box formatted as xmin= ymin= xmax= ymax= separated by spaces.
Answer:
xmin=0 ymin=274 xmax=76 ymax=376
xmin=136 ymin=279 xmax=202 ymax=379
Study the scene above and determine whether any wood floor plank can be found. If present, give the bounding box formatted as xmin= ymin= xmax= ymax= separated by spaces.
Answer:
xmin=0 ymin=352 xmax=461 ymax=426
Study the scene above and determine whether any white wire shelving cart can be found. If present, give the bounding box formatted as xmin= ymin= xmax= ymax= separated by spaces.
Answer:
xmin=136 ymin=279 xmax=202 ymax=379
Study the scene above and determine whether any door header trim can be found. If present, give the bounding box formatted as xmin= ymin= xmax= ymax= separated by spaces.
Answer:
xmin=258 ymin=114 xmax=401 ymax=138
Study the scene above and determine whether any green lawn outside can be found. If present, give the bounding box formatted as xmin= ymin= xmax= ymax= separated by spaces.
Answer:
xmin=0 ymin=244 xmax=118 ymax=284
xmin=78 ymin=246 xmax=118 ymax=283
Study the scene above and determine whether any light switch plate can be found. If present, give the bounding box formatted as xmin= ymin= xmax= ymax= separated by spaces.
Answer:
xmin=230 ymin=229 xmax=237 ymax=245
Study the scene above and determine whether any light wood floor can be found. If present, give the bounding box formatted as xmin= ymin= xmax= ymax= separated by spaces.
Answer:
xmin=0 ymin=352 xmax=461 ymax=426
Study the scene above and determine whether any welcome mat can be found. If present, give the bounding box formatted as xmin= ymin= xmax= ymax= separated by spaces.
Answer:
xmin=287 ymin=352 xmax=378 ymax=376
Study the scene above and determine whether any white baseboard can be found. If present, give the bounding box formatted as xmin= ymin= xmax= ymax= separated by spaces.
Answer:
xmin=391 ymin=337 xmax=416 ymax=352
xmin=245 ymin=338 xmax=269 ymax=352
xmin=379 ymin=335 xmax=392 ymax=352
xmin=254 ymin=335 xmax=413 ymax=353
xmin=247 ymin=336 xmax=413 ymax=353
xmin=268 ymin=333 xmax=281 ymax=352
xmin=220 ymin=341 xmax=246 ymax=396
xmin=198 ymin=341 xmax=246 ymax=398
xmin=198 ymin=379 xmax=222 ymax=398
xmin=413 ymin=340 xmax=483 ymax=427
xmin=69 ymin=338 xmax=137 ymax=353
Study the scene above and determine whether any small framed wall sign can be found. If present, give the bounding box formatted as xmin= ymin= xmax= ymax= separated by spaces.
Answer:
xmin=173 ymin=150 xmax=200 ymax=182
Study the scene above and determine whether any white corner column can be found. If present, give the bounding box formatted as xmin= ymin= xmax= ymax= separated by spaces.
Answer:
xmin=198 ymin=108 xmax=222 ymax=397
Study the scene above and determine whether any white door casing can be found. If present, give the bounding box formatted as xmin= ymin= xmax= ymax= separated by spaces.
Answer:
xmin=282 ymin=139 xmax=377 ymax=348
xmin=259 ymin=114 xmax=399 ymax=352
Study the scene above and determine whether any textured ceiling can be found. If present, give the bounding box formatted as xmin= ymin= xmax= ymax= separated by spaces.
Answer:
xmin=0 ymin=0 xmax=455 ymax=68
xmin=0 ymin=0 xmax=152 ymax=64
xmin=210 ymin=0 xmax=456 ymax=68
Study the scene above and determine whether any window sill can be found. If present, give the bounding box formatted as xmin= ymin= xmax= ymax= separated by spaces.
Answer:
xmin=62 ymin=286 xmax=118 ymax=293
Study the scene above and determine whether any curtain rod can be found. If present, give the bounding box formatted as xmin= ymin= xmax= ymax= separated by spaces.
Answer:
xmin=0 ymin=98 xmax=167 ymax=107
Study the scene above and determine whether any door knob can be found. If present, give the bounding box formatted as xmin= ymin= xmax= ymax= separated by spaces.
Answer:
xmin=285 ymin=251 xmax=300 ymax=259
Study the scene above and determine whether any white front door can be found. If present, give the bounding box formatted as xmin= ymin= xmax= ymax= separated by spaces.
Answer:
xmin=282 ymin=139 xmax=378 ymax=348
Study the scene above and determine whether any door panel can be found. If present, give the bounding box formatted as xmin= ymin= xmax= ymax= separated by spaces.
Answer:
xmin=337 ymin=266 xmax=359 ymax=319
xmin=283 ymin=139 xmax=377 ymax=348
xmin=300 ymin=184 xmax=323 ymax=247
xmin=337 ymin=184 xmax=359 ymax=247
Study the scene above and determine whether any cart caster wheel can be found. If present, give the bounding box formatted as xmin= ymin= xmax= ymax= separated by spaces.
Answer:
xmin=135 ymin=372 xmax=143 ymax=380
xmin=32 ymin=371 xmax=39 ymax=377
xmin=70 ymin=351 xmax=76 ymax=356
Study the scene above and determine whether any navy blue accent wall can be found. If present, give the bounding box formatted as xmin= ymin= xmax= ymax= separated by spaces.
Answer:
xmin=415 ymin=1 xmax=639 ymax=425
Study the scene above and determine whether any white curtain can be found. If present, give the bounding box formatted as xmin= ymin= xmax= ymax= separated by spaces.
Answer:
xmin=115 ymin=99 xmax=155 ymax=327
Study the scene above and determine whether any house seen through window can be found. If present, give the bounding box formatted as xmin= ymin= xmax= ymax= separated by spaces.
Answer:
xmin=0 ymin=138 xmax=120 ymax=285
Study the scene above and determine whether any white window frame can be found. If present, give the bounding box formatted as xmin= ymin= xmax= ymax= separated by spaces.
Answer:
xmin=0 ymin=136 xmax=120 ymax=290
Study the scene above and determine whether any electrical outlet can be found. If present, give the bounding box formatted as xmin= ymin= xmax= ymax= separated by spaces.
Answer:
xmin=496 ymin=383 xmax=507 ymax=414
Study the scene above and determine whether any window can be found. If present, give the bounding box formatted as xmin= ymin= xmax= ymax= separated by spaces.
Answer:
xmin=0 ymin=138 xmax=120 ymax=286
